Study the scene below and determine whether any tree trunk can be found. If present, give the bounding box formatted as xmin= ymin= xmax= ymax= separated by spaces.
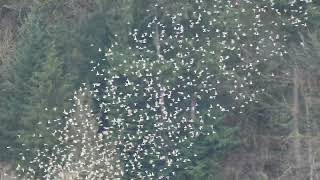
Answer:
xmin=292 ymin=67 xmax=302 ymax=169
xmin=303 ymin=76 xmax=315 ymax=180
xmin=154 ymin=15 xmax=166 ymax=120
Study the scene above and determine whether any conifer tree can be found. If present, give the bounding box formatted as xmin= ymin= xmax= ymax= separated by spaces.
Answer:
xmin=12 ymin=0 xmax=318 ymax=179
xmin=89 ymin=0 xmax=294 ymax=178
xmin=18 ymin=86 xmax=123 ymax=180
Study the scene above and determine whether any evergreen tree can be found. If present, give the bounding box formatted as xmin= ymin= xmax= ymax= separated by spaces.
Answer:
xmin=17 ymin=47 xmax=73 ymax=178
xmin=88 ymin=0 xmax=291 ymax=178
xmin=18 ymin=86 xmax=122 ymax=179
xmin=0 ymin=8 xmax=50 ymax=161
xmin=1 ymin=0 xmax=319 ymax=179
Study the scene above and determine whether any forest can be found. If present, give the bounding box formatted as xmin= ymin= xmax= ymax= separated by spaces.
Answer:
xmin=0 ymin=0 xmax=320 ymax=179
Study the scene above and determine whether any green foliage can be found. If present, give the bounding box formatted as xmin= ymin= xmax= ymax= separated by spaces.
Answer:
xmin=0 ymin=0 xmax=114 ymax=161
xmin=175 ymin=113 xmax=239 ymax=180
xmin=1 ymin=0 xmax=320 ymax=179
xmin=16 ymin=47 xmax=73 ymax=178
xmin=0 ymin=8 xmax=49 ymax=161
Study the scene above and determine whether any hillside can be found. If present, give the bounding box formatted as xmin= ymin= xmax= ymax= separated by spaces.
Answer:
xmin=0 ymin=0 xmax=320 ymax=179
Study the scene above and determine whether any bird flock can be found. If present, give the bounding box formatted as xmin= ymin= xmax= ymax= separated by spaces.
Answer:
xmin=15 ymin=0 xmax=311 ymax=179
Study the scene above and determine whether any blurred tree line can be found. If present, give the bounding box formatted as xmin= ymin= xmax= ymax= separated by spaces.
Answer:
xmin=0 ymin=0 xmax=320 ymax=179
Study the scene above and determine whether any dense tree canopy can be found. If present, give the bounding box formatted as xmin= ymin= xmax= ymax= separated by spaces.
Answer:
xmin=0 ymin=0 xmax=320 ymax=179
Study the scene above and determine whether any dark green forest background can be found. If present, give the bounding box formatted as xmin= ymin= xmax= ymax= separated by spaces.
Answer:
xmin=0 ymin=0 xmax=320 ymax=179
